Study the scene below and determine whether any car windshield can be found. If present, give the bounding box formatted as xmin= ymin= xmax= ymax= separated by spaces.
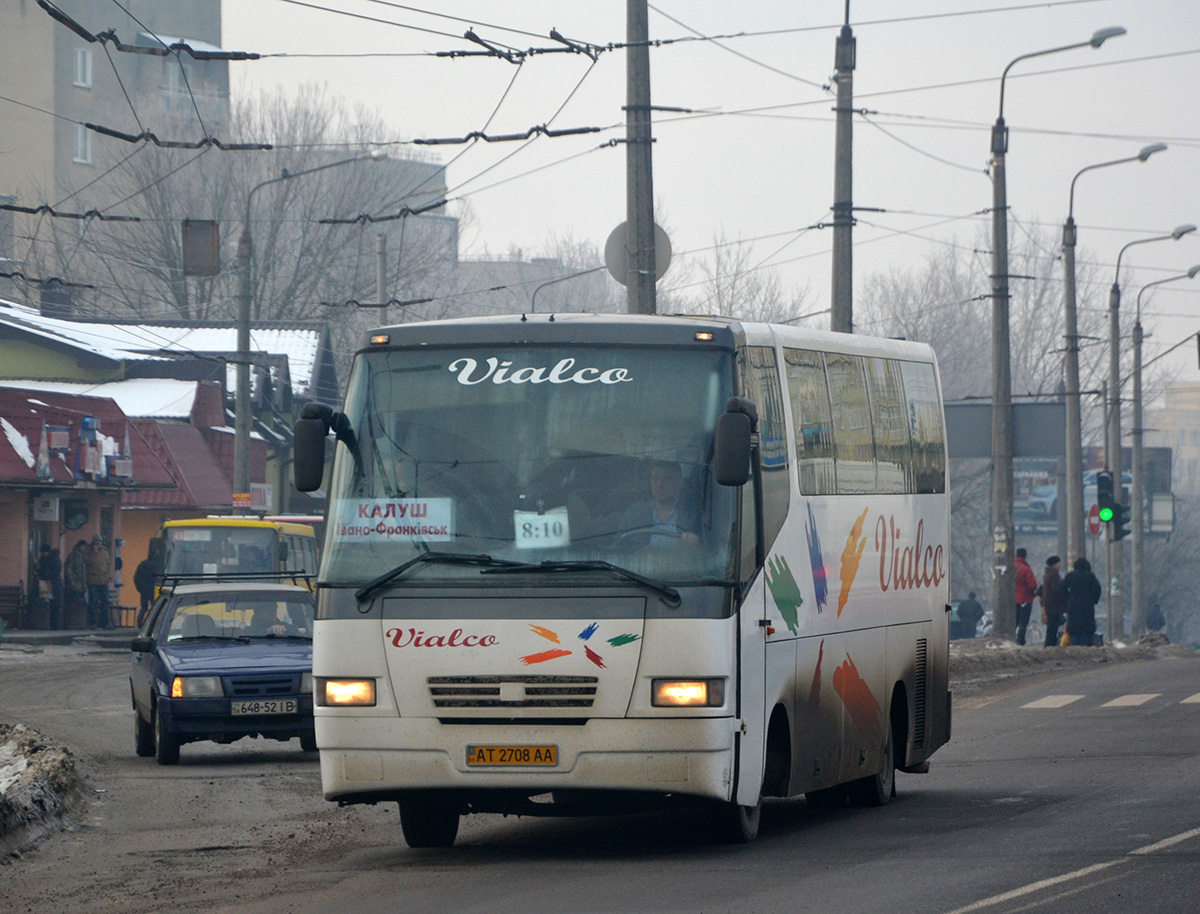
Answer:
xmin=320 ymin=345 xmax=738 ymax=586
xmin=163 ymin=591 xmax=314 ymax=641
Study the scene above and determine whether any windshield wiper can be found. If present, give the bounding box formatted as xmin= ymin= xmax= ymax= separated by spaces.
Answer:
xmin=482 ymin=560 xmax=681 ymax=608
xmin=355 ymin=552 xmax=526 ymax=602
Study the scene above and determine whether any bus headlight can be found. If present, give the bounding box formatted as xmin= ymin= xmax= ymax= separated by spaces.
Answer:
xmin=652 ymin=678 xmax=725 ymax=708
xmin=317 ymin=678 xmax=376 ymax=707
xmin=172 ymin=676 xmax=224 ymax=699
xmin=300 ymin=672 xmax=313 ymax=694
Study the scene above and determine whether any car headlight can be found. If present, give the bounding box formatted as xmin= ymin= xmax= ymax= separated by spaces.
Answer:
xmin=171 ymin=676 xmax=224 ymax=699
xmin=300 ymin=672 xmax=313 ymax=694
xmin=652 ymin=678 xmax=725 ymax=708
xmin=317 ymin=678 xmax=376 ymax=707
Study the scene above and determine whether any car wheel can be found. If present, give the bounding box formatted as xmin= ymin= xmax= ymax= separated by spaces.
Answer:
xmin=154 ymin=707 xmax=181 ymax=766
xmin=134 ymin=709 xmax=155 ymax=757
xmin=398 ymin=794 xmax=460 ymax=848
xmin=300 ymin=732 xmax=318 ymax=753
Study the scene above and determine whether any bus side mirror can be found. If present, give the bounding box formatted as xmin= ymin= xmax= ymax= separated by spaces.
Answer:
xmin=278 ymin=540 xmax=290 ymax=563
xmin=294 ymin=418 xmax=328 ymax=492
xmin=714 ymin=399 xmax=755 ymax=487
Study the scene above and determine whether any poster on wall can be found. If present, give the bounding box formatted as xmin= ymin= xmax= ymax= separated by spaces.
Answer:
xmin=32 ymin=495 xmax=60 ymax=522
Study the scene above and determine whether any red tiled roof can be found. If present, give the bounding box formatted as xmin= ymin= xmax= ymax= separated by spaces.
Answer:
xmin=122 ymin=420 xmax=233 ymax=509
xmin=0 ymin=387 xmax=174 ymax=487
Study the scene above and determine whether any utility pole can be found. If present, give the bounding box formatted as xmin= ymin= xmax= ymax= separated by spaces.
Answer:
xmin=626 ymin=0 xmax=656 ymax=314
xmin=234 ymin=226 xmax=254 ymax=509
xmin=830 ymin=5 xmax=855 ymax=334
xmin=377 ymin=232 xmax=387 ymax=322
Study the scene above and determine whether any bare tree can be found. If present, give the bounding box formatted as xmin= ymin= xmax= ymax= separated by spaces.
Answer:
xmin=23 ymin=86 xmax=457 ymax=331
xmin=674 ymin=231 xmax=813 ymax=322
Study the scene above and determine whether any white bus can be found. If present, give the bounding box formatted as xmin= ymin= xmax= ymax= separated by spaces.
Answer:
xmin=293 ymin=313 xmax=951 ymax=847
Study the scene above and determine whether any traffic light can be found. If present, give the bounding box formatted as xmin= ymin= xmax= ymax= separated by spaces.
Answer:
xmin=1112 ymin=501 xmax=1132 ymax=541
xmin=1096 ymin=470 xmax=1116 ymax=523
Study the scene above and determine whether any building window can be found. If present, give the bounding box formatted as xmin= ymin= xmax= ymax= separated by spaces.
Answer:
xmin=73 ymin=125 xmax=92 ymax=164
xmin=74 ymin=48 xmax=93 ymax=88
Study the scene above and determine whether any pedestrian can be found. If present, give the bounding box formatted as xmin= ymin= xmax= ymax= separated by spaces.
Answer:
xmin=134 ymin=539 xmax=165 ymax=628
xmin=1062 ymin=556 xmax=1103 ymax=647
xmin=35 ymin=544 xmax=63 ymax=630
xmin=85 ymin=534 xmax=113 ymax=629
xmin=956 ymin=591 xmax=985 ymax=639
xmin=1146 ymin=600 xmax=1166 ymax=633
xmin=1013 ymin=547 xmax=1038 ymax=646
xmin=63 ymin=539 xmax=88 ymax=629
xmin=1039 ymin=556 xmax=1067 ymax=647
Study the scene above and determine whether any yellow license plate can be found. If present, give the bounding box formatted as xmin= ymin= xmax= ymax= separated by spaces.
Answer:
xmin=466 ymin=745 xmax=558 ymax=766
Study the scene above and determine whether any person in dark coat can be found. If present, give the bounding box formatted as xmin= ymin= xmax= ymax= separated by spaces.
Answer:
xmin=1062 ymin=556 xmax=1102 ymax=646
xmin=956 ymin=591 xmax=985 ymax=639
xmin=1039 ymin=556 xmax=1068 ymax=647
xmin=133 ymin=539 xmax=165 ymax=628
xmin=36 ymin=544 xmax=64 ymax=630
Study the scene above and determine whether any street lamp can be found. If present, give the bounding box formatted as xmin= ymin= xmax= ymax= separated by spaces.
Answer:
xmin=1104 ymin=223 xmax=1195 ymax=639
xmin=1130 ymin=265 xmax=1200 ymax=635
xmin=988 ymin=26 xmax=1125 ymax=640
xmin=233 ymin=149 xmax=387 ymax=508
xmin=1060 ymin=144 xmax=1166 ymax=568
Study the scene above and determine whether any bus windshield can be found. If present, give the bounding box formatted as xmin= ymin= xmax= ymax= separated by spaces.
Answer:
xmin=321 ymin=345 xmax=738 ymax=585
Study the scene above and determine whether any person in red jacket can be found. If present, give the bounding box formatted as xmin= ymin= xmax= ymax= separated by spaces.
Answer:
xmin=1014 ymin=547 xmax=1039 ymax=645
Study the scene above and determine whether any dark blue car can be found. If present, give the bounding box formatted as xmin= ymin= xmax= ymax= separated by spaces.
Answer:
xmin=129 ymin=581 xmax=316 ymax=765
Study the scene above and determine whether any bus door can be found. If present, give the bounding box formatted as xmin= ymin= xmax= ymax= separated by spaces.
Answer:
xmin=736 ymin=575 xmax=770 ymax=807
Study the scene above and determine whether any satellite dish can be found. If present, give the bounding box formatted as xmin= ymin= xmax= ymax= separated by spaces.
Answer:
xmin=604 ymin=221 xmax=672 ymax=285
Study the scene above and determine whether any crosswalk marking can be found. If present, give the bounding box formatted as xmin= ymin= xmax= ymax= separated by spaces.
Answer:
xmin=1101 ymin=693 xmax=1160 ymax=708
xmin=1022 ymin=695 xmax=1084 ymax=709
xmin=1019 ymin=692 xmax=1191 ymax=709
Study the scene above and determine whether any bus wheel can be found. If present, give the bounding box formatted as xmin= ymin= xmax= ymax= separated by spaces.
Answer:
xmin=712 ymin=797 xmax=761 ymax=843
xmin=299 ymin=732 xmax=318 ymax=753
xmin=850 ymin=717 xmax=895 ymax=807
xmin=399 ymin=794 xmax=460 ymax=848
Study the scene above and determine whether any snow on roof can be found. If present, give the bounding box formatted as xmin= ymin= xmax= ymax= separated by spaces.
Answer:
xmin=0 ymin=379 xmax=199 ymax=419
xmin=0 ymin=299 xmax=323 ymax=396
xmin=0 ymin=418 xmax=35 ymax=468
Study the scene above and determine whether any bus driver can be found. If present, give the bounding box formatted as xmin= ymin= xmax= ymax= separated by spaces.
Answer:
xmin=619 ymin=460 xmax=700 ymax=548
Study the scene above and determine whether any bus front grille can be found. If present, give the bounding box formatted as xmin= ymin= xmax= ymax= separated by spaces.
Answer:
xmin=428 ymin=675 xmax=598 ymax=709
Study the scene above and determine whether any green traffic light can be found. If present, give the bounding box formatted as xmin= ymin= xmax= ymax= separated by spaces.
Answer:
xmin=1098 ymin=506 xmax=1114 ymax=522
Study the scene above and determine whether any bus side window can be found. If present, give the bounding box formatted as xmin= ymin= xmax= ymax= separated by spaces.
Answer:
xmin=899 ymin=360 xmax=946 ymax=494
xmin=784 ymin=348 xmax=836 ymax=496
xmin=864 ymin=357 xmax=913 ymax=495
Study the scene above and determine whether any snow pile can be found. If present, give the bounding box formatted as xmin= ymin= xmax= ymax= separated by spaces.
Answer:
xmin=0 ymin=724 xmax=82 ymax=860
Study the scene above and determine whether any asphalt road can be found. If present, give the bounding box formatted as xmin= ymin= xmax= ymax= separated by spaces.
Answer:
xmin=2 ymin=643 xmax=1199 ymax=914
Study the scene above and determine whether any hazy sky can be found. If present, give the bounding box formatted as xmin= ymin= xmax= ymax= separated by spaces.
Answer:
xmin=221 ymin=1 xmax=1200 ymax=390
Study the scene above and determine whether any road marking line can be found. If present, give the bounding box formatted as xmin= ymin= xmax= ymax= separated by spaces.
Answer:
xmin=1021 ymin=695 xmax=1084 ymax=709
xmin=1129 ymin=825 xmax=1200 ymax=855
xmin=942 ymin=861 xmax=1127 ymax=914
xmin=1101 ymin=693 xmax=1160 ymax=707
xmin=942 ymin=826 xmax=1200 ymax=913
xmin=1182 ymin=693 xmax=1200 ymax=704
